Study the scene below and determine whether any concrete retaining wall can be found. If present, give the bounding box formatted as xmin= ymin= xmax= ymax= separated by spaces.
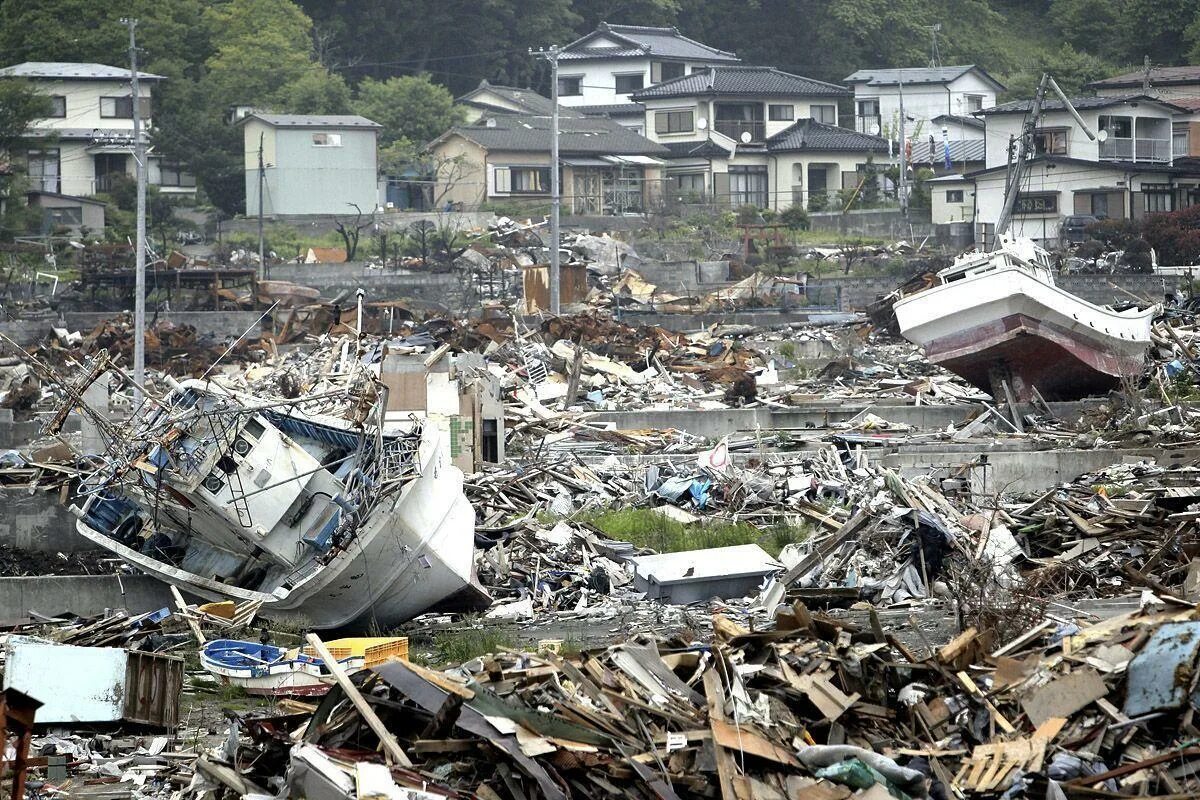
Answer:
xmin=0 ymin=492 xmax=88 ymax=552
xmin=64 ymin=311 xmax=266 ymax=339
xmin=0 ymin=575 xmax=178 ymax=624
xmin=265 ymin=263 xmax=463 ymax=306
xmin=806 ymin=273 xmax=1179 ymax=311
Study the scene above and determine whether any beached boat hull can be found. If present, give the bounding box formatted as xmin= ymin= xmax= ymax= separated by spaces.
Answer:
xmin=894 ymin=265 xmax=1154 ymax=400
xmin=75 ymin=428 xmax=489 ymax=630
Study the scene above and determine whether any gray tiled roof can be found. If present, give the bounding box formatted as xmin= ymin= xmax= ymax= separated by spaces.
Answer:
xmin=561 ymin=23 xmax=739 ymax=62
xmin=660 ymin=139 xmax=734 ymax=158
xmin=844 ymin=65 xmax=1004 ymax=91
xmin=977 ymin=94 xmax=1188 ymax=114
xmin=932 ymin=113 xmax=985 ymax=129
xmin=458 ymin=82 xmax=561 ymax=117
xmin=766 ymin=119 xmax=888 ymax=153
xmin=1085 ymin=66 xmax=1200 ymax=90
xmin=243 ymin=114 xmax=381 ymax=129
xmin=908 ymin=138 xmax=985 ymax=164
xmin=442 ymin=114 xmax=667 ymax=156
xmin=574 ymin=103 xmax=645 ymax=117
xmin=632 ymin=66 xmax=848 ymax=99
xmin=0 ymin=61 xmax=164 ymax=81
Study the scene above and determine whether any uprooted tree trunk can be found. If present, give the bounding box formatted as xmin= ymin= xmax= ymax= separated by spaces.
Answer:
xmin=333 ymin=204 xmax=373 ymax=261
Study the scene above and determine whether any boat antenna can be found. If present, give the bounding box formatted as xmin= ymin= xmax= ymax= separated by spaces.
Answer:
xmin=200 ymin=300 xmax=279 ymax=382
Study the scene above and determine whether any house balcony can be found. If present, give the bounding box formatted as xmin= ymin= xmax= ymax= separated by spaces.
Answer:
xmin=857 ymin=115 xmax=882 ymax=135
xmin=1099 ymin=137 xmax=1171 ymax=163
xmin=714 ymin=119 xmax=765 ymax=143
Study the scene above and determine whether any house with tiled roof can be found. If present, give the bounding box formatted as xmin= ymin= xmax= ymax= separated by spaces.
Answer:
xmin=455 ymin=80 xmax=569 ymax=124
xmin=0 ymin=61 xmax=195 ymax=199
xmin=627 ymin=65 xmax=886 ymax=210
xmin=931 ymin=93 xmax=1200 ymax=241
xmin=844 ymin=65 xmax=1004 ymax=137
xmin=555 ymin=22 xmax=741 ymax=130
xmin=428 ymin=114 xmax=668 ymax=215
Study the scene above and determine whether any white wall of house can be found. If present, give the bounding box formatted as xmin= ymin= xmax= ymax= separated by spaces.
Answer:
xmin=639 ymin=96 xmax=840 ymax=145
xmin=852 ymin=72 xmax=997 ymax=136
xmin=767 ymin=152 xmax=879 ymax=211
xmin=929 ymin=176 xmax=974 ymax=223
xmin=558 ymin=57 xmax=720 ymax=107
xmin=982 ymin=101 xmax=1176 ymax=169
xmin=972 ymin=160 xmax=1182 ymax=244
xmin=29 ymin=78 xmax=154 ymax=131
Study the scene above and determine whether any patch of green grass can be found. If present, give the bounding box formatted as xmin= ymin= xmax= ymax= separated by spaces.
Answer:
xmin=777 ymin=341 xmax=797 ymax=360
xmin=431 ymin=628 xmax=516 ymax=665
xmin=580 ymin=507 xmax=807 ymax=557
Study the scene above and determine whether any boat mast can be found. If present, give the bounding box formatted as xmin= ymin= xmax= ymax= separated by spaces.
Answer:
xmin=993 ymin=74 xmax=1099 ymax=247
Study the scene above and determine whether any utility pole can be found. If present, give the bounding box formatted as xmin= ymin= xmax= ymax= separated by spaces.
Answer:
xmin=257 ymin=132 xmax=267 ymax=279
xmin=532 ymin=45 xmax=562 ymax=314
xmin=123 ymin=17 xmax=146 ymax=405
xmin=898 ymin=70 xmax=908 ymax=218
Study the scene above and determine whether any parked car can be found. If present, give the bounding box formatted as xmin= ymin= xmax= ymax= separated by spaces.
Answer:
xmin=1060 ymin=214 xmax=1100 ymax=246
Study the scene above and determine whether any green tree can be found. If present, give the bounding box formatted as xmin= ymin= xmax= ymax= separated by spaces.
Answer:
xmin=0 ymin=80 xmax=53 ymax=239
xmin=354 ymin=75 xmax=460 ymax=150
xmin=1001 ymin=44 xmax=1114 ymax=99
xmin=1048 ymin=0 xmax=1121 ymax=58
xmin=276 ymin=70 xmax=353 ymax=114
xmin=1116 ymin=0 xmax=1198 ymax=65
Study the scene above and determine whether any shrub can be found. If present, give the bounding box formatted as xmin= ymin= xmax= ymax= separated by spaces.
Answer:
xmin=1123 ymin=238 xmax=1152 ymax=272
xmin=780 ymin=205 xmax=809 ymax=230
xmin=1143 ymin=205 xmax=1200 ymax=265
xmin=1086 ymin=218 xmax=1142 ymax=249
xmin=1074 ymin=241 xmax=1104 ymax=260
xmin=735 ymin=204 xmax=763 ymax=224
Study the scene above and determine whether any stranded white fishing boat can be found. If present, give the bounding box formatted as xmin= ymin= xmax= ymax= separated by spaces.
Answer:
xmin=201 ymin=639 xmax=343 ymax=697
xmin=893 ymin=233 xmax=1155 ymax=400
xmin=895 ymin=72 xmax=1157 ymax=401
xmin=51 ymin=340 xmax=490 ymax=629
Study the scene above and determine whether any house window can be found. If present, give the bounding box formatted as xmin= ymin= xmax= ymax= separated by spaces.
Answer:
xmin=312 ymin=133 xmax=342 ymax=147
xmin=651 ymin=61 xmax=685 ymax=83
xmin=946 ymin=189 xmax=964 ymax=203
xmin=654 ymin=109 xmax=694 ymax=135
xmin=768 ymin=104 xmax=794 ymax=122
xmin=614 ymin=73 xmax=644 ymax=94
xmin=158 ymin=162 xmax=197 ymax=188
xmin=964 ymin=94 xmax=983 ymax=112
xmin=811 ymin=104 xmax=837 ymax=124
xmin=47 ymin=206 xmax=83 ymax=227
xmin=1033 ymin=128 xmax=1068 ymax=155
xmin=48 ymin=95 xmax=66 ymax=118
xmin=1174 ymin=123 xmax=1190 ymax=158
xmin=728 ymin=165 xmax=768 ymax=208
xmin=856 ymin=98 xmax=881 ymax=132
xmin=26 ymin=148 xmax=60 ymax=193
xmin=494 ymin=166 xmax=550 ymax=194
xmin=557 ymin=75 xmax=582 ymax=96
xmin=100 ymin=96 xmax=150 ymax=119
xmin=669 ymin=172 xmax=706 ymax=197
xmin=1144 ymin=184 xmax=1172 ymax=213
xmin=1098 ymin=115 xmax=1132 ymax=139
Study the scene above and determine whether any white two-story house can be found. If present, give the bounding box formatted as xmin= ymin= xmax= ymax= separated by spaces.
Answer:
xmin=631 ymin=65 xmax=888 ymax=211
xmin=556 ymin=23 xmax=741 ymax=134
xmin=933 ymin=94 xmax=1200 ymax=243
xmin=0 ymin=62 xmax=196 ymax=202
xmin=845 ymin=65 xmax=1004 ymax=139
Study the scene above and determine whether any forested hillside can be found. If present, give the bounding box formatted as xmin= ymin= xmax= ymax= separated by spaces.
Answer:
xmin=2 ymin=0 xmax=1197 ymax=214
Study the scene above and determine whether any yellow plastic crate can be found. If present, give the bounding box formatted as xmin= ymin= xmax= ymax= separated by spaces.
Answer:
xmin=301 ymin=637 xmax=408 ymax=667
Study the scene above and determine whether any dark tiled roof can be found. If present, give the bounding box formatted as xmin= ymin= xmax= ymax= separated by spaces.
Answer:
xmin=560 ymin=23 xmax=739 ymax=62
xmin=978 ymin=94 xmax=1189 ymax=115
xmin=632 ymin=66 xmax=848 ymax=99
xmin=844 ymin=65 xmax=1004 ymax=91
xmin=766 ymin=119 xmax=888 ymax=153
xmin=457 ymin=82 xmax=559 ymax=116
xmin=1085 ymin=66 xmax=1200 ymax=90
xmin=440 ymin=114 xmax=667 ymax=156
xmin=659 ymin=140 xmax=733 ymax=158
xmin=932 ymin=113 xmax=985 ymax=129
xmin=574 ymin=103 xmax=645 ymax=117
xmin=908 ymin=138 xmax=985 ymax=164
xmin=0 ymin=61 xmax=163 ymax=81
